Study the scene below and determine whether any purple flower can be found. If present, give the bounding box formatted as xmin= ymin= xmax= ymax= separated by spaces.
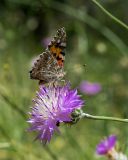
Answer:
xmin=28 ymin=83 xmax=84 ymax=144
xmin=41 ymin=37 xmax=51 ymax=47
xmin=79 ymin=81 xmax=101 ymax=95
xmin=96 ymin=135 xmax=117 ymax=155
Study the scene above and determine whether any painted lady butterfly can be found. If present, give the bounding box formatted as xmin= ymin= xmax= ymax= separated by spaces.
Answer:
xmin=29 ymin=27 xmax=66 ymax=84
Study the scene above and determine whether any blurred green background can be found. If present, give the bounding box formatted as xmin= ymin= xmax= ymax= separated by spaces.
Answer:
xmin=0 ymin=0 xmax=128 ymax=159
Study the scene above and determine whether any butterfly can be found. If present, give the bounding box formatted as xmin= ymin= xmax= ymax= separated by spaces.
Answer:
xmin=29 ymin=27 xmax=66 ymax=85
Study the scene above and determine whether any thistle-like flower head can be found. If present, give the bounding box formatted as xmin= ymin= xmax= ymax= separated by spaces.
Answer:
xmin=28 ymin=83 xmax=84 ymax=144
xmin=96 ymin=135 xmax=117 ymax=155
xmin=79 ymin=81 xmax=101 ymax=95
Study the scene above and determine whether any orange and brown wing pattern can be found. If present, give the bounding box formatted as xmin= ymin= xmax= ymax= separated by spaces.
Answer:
xmin=48 ymin=27 xmax=66 ymax=67
xmin=29 ymin=27 xmax=66 ymax=84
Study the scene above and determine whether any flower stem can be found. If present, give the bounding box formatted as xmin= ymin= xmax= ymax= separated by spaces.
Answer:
xmin=81 ymin=113 xmax=128 ymax=123
xmin=92 ymin=0 xmax=128 ymax=30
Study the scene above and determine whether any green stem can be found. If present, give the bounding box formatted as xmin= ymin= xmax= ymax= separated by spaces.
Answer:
xmin=92 ymin=0 xmax=128 ymax=30
xmin=81 ymin=113 xmax=128 ymax=123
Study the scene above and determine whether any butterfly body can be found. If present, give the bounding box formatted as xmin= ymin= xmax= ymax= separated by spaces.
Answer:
xmin=29 ymin=27 xmax=66 ymax=84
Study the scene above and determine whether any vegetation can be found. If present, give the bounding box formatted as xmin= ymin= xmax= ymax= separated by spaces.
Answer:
xmin=0 ymin=0 xmax=128 ymax=159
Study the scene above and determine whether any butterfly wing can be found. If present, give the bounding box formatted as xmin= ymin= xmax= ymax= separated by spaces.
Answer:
xmin=29 ymin=27 xmax=66 ymax=84
xmin=48 ymin=27 xmax=66 ymax=67
xmin=30 ymin=51 xmax=63 ymax=83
